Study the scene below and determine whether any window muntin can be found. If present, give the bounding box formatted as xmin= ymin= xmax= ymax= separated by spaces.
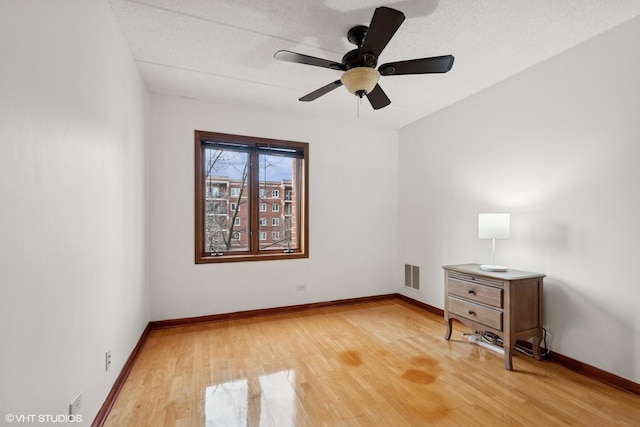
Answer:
xmin=195 ymin=131 xmax=308 ymax=263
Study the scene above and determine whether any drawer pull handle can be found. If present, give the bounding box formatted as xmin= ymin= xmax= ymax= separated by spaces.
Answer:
xmin=468 ymin=289 xmax=475 ymax=294
xmin=468 ymin=310 xmax=475 ymax=315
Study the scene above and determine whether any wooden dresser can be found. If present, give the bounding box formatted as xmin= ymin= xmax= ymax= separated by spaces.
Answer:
xmin=443 ymin=264 xmax=545 ymax=370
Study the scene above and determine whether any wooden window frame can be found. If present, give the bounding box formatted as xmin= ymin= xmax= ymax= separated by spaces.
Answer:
xmin=195 ymin=130 xmax=309 ymax=263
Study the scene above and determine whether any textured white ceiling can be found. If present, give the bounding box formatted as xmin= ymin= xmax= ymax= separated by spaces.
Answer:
xmin=108 ymin=0 xmax=640 ymax=129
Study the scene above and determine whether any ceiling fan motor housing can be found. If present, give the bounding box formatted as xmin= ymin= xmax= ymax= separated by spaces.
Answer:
xmin=343 ymin=26 xmax=377 ymax=69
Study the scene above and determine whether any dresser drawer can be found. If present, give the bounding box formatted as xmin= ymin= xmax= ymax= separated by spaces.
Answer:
xmin=448 ymin=271 xmax=503 ymax=288
xmin=447 ymin=278 xmax=503 ymax=308
xmin=447 ymin=296 xmax=503 ymax=331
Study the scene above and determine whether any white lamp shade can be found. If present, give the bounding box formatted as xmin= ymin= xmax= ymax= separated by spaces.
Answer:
xmin=478 ymin=213 xmax=510 ymax=239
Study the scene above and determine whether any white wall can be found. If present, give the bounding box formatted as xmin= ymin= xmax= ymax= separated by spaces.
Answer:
xmin=0 ymin=0 xmax=149 ymax=422
xmin=398 ymin=16 xmax=640 ymax=383
xmin=2 ymin=3 xmax=636 ymax=422
xmin=148 ymin=94 xmax=398 ymax=321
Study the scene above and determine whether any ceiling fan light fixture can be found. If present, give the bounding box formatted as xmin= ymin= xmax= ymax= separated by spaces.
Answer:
xmin=340 ymin=67 xmax=380 ymax=96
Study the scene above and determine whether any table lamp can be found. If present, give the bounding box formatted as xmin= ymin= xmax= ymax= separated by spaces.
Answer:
xmin=478 ymin=213 xmax=510 ymax=272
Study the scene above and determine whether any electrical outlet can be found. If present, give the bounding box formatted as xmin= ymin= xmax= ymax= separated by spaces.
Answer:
xmin=296 ymin=284 xmax=306 ymax=291
xmin=105 ymin=349 xmax=112 ymax=371
xmin=69 ymin=392 xmax=82 ymax=416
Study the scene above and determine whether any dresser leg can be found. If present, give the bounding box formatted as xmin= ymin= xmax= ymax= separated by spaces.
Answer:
xmin=504 ymin=349 xmax=513 ymax=370
xmin=533 ymin=334 xmax=542 ymax=361
xmin=444 ymin=317 xmax=452 ymax=340
xmin=504 ymin=335 xmax=513 ymax=370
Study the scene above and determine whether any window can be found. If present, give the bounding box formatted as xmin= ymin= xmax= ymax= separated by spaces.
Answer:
xmin=206 ymin=184 xmax=224 ymax=198
xmin=208 ymin=201 xmax=226 ymax=215
xmin=195 ymin=130 xmax=308 ymax=263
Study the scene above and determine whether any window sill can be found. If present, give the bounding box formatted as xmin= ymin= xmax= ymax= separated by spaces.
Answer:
xmin=195 ymin=251 xmax=308 ymax=264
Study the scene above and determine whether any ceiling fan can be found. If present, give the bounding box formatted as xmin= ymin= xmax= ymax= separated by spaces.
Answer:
xmin=274 ymin=6 xmax=454 ymax=110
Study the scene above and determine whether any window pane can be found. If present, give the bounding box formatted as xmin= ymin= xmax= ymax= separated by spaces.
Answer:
xmin=203 ymin=147 xmax=249 ymax=253
xmin=258 ymin=152 xmax=300 ymax=251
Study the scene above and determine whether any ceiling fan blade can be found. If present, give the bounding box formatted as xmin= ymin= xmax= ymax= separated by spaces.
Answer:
xmin=366 ymin=84 xmax=391 ymax=110
xmin=359 ymin=7 xmax=405 ymax=60
xmin=378 ymin=55 xmax=455 ymax=76
xmin=274 ymin=50 xmax=345 ymax=71
xmin=299 ymin=80 xmax=343 ymax=102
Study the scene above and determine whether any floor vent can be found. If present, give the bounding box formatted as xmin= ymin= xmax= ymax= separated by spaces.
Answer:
xmin=404 ymin=264 xmax=420 ymax=290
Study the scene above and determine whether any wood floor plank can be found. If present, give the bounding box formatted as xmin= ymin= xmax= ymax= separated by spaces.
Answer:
xmin=104 ymin=299 xmax=640 ymax=426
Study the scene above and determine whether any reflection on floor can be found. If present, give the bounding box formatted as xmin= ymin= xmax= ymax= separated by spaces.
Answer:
xmin=205 ymin=370 xmax=296 ymax=427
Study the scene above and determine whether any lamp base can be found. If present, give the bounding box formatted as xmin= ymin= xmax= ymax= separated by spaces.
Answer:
xmin=480 ymin=264 xmax=508 ymax=272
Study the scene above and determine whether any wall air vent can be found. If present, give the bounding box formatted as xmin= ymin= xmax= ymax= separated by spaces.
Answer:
xmin=404 ymin=264 xmax=412 ymax=288
xmin=404 ymin=264 xmax=420 ymax=290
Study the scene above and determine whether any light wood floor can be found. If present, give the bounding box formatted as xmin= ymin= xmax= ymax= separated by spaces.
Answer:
xmin=104 ymin=299 xmax=640 ymax=426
